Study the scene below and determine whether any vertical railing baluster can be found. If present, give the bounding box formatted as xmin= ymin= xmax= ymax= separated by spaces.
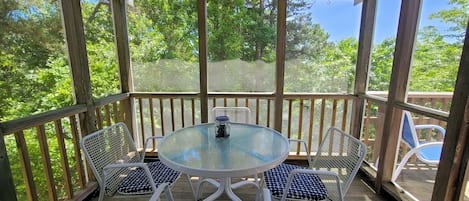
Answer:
xmin=170 ymin=98 xmax=175 ymax=131
xmin=307 ymin=98 xmax=315 ymax=154
xmin=36 ymin=125 xmax=58 ymax=201
xmin=181 ymin=98 xmax=185 ymax=128
xmin=331 ymin=99 xmax=338 ymax=128
xmin=138 ymin=98 xmax=145 ymax=142
xmin=69 ymin=115 xmax=86 ymax=188
xmin=149 ymin=98 xmax=156 ymax=150
xmin=297 ymin=99 xmax=304 ymax=155
xmin=256 ymin=98 xmax=260 ymax=124
xmin=364 ymin=100 xmax=372 ymax=145
xmin=159 ymin=98 xmax=165 ymax=136
xmin=319 ymin=98 xmax=326 ymax=147
xmin=54 ymin=120 xmax=73 ymax=199
xmin=112 ymin=102 xmax=119 ymax=123
xmin=287 ymin=99 xmax=293 ymax=139
xmin=104 ymin=105 xmax=111 ymax=127
xmin=15 ymin=130 xmax=37 ymax=201
xmin=267 ymin=99 xmax=271 ymax=127
xmin=95 ymin=107 xmax=103 ymax=129
xmin=191 ymin=98 xmax=196 ymax=125
xmin=342 ymin=99 xmax=349 ymax=131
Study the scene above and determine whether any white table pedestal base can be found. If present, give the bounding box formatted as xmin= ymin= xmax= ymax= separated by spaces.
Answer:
xmin=196 ymin=177 xmax=260 ymax=201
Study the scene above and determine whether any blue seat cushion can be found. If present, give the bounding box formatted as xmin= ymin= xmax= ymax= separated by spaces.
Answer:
xmin=264 ymin=163 xmax=329 ymax=200
xmin=418 ymin=142 xmax=443 ymax=161
xmin=117 ymin=161 xmax=180 ymax=194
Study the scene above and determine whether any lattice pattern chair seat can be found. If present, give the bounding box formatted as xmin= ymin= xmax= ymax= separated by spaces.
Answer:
xmin=80 ymin=122 xmax=181 ymax=201
xmin=264 ymin=163 xmax=328 ymax=200
xmin=263 ymin=127 xmax=367 ymax=201
xmin=118 ymin=161 xmax=180 ymax=194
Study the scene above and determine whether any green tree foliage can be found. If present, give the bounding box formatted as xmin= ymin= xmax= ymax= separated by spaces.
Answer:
xmin=135 ymin=0 xmax=198 ymax=60
xmin=0 ymin=0 xmax=69 ymax=120
xmin=410 ymin=26 xmax=461 ymax=92
xmin=130 ymin=0 xmax=199 ymax=92
xmin=369 ymin=38 xmax=395 ymax=91
xmin=368 ymin=0 xmax=467 ymax=92
xmin=430 ymin=0 xmax=469 ymax=42
xmin=81 ymin=2 xmax=121 ymax=97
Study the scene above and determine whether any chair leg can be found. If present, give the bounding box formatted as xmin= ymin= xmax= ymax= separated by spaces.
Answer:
xmin=164 ymin=185 xmax=175 ymax=201
xmin=263 ymin=188 xmax=272 ymax=201
xmin=149 ymin=192 xmax=160 ymax=201
xmin=392 ymin=151 xmax=416 ymax=182
xmin=148 ymin=183 xmax=174 ymax=201
xmin=98 ymin=183 xmax=106 ymax=201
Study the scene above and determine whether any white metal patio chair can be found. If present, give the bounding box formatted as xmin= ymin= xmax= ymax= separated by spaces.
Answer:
xmin=392 ymin=111 xmax=445 ymax=182
xmin=262 ymin=127 xmax=367 ymax=201
xmin=212 ymin=106 xmax=251 ymax=123
xmin=80 ymin=122 xmax=181 ymax=201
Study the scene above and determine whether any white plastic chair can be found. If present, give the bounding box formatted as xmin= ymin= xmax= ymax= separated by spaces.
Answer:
xmin=392 ymin=111 xmax=445 ymax=181
xmin=262 ymin=127 xmax=367 ymax=201
xmin=212 ymin=106 xmax=251 ymax=124
xmin=80 ymin=122 xmax=180 ymax=201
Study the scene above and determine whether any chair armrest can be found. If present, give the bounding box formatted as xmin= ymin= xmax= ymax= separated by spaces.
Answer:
xmin=281 ymin=169 xmax=343 ymax=201
xmin=407 ymin=142 xmax=444 ymax=159
xmin=142 ymin=136 xmax=165 ymax=162
xmin=288 ymin=139 xmax=312 ymax=167
xmin=414 ymin=124 xmax=446 ymax=137
xmin=392 ymin=141 xmax=443 ymax=181
xmin=103 ymin=162 xmax=148 ymax=170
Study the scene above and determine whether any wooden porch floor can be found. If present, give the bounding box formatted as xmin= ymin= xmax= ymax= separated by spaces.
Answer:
xmin=394 ymin=164 xmax=441 ymax=201
xmin=87 ymin=160 xmax=465 ymax=201
xmin=90 ymin=172 xmax=393 ymax=201
xmin=391 ymin=163 xmax=469 ymax=201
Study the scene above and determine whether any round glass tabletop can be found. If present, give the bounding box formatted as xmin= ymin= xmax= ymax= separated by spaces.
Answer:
xmin=158 ymin=123 xmax=289 ymax=178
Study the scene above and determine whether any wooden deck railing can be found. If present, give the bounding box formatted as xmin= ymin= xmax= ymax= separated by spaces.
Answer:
xmin=131 ymin=93 xmax=354 ymax=159
xmin=0 ymin=92 xmax=452 ymax=200
xmin=0 ymin=94 xmax=128 ymax=201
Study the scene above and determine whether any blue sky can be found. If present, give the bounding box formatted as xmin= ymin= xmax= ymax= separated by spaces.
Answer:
xmin=309 ymin=0 xmax=454 ymax=43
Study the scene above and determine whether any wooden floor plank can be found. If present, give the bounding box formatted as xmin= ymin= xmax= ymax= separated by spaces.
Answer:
xmin=91 ymin=173 xmax=392 ymax=201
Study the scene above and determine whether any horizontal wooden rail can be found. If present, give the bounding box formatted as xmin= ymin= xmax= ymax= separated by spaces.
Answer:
xmin=1 ymin=104 xmax=87 ymax=135
xmin=1 ymin=93 xmax=129 ymax=136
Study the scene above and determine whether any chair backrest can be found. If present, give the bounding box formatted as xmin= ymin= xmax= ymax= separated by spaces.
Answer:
xmin=401 ymin=111 xmax=419 ymax=149
xmin=311 ymin=127 xmax=367 ymax=198
xmin=80 ymin=122 xmax=141 ymax=195
xmin=212 ymin=106 xmax=251 ymax=123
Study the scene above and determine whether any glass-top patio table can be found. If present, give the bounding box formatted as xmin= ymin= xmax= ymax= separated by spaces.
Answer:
xmin=158 ymin=123 xmax=289 ymax=201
